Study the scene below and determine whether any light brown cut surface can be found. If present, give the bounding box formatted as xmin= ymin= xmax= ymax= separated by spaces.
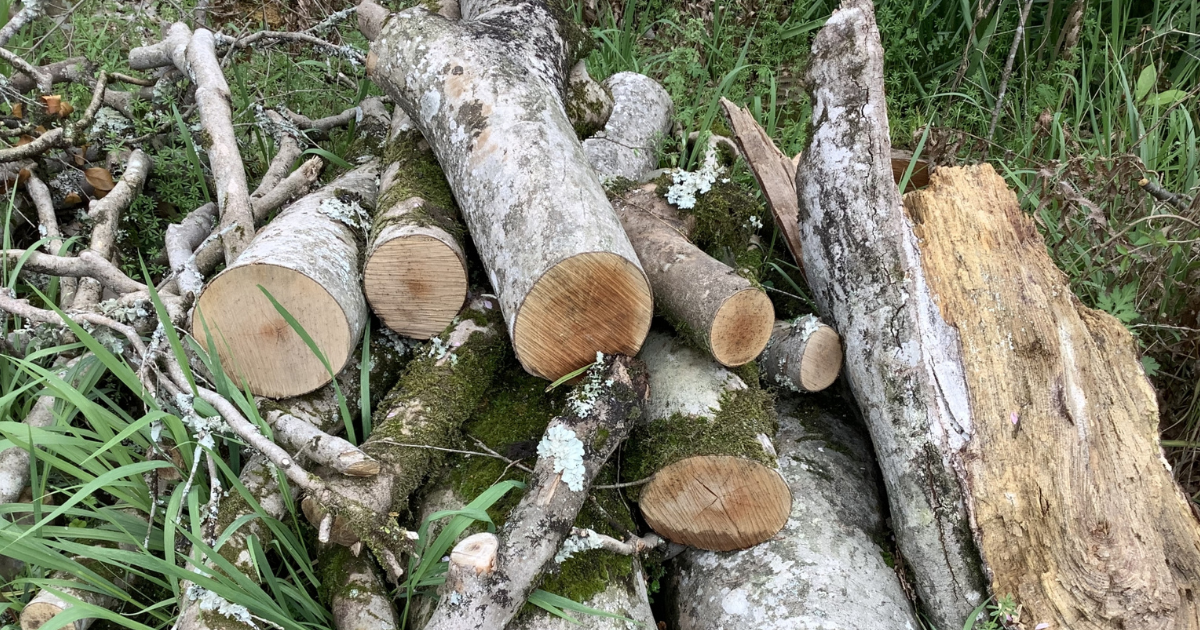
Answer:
xmin=364 ymin=234 xmax=468 ymax=339
xmin=908 ymin=164 xmax=1200 ymax=629
xmin=640 ymin=455 xmax=791 ymax=551
xmin=709 ymin=288 xmax=775 ymax=367
xmin=513 ymin=252 xmax=652 ymax=381
xmin=799 ymin=324 xmax=843 ymax=391
xmin=19 ymin=603 xmax=68 ymax=630
xmin=193 ymin=263 xmax=351 ymax=398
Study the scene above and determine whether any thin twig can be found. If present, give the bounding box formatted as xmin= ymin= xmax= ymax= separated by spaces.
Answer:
xmin=1139 ymin=178 xmax=1194 ymax=212
xmin=986 ymin=0 xmax=1035 ymax=146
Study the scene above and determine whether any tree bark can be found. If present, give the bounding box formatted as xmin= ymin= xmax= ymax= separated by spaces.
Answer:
xmin=423 ymin=354 xmax=650 ymax=630
xmin=614 ymin=184 xmax=773 ymax=367
xmin=758 ymin=314 xmax=842 ymax=393
xmin=318 ymin=543 xmax=400 ymax=630
xmin=622 ymin=330 xmax=790 ymax=552
xmin=192 ymin=164 xmax=376 ymax=398
xmin=363 ymin=108 xmax=468 ymax=339
xmin=797 ymin=3 xmax=1200 ymax=627
xmin=362 ymin=0 xmax=653 ymax=381
xmin=581 ymin=72 xmax=672 ymax=182
xmin=665 ymin=394 xmax=919 ymax=629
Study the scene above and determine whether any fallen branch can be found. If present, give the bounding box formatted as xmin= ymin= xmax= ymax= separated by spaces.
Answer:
xmin=0 ymin=46 xmax=52 ymax=92
xmin=581 ymin=71 xmax=671 ymax=182
xmin=986 ymin=0 xmax=1034 ymax=145
xmin=73 ymin=149 xmax=152 ymax=309
xmin=758 ymin=314 xmax=843 ymax=393
xmin=1139 ymin=177 xmax=1194 ymax=211
xmin=0 ymin=0 xmax=45 ymax=48
xmin=0 ymin=71 xmax=107 ymax=163
xmin=2 ymin=249 xmax=146 ymax=295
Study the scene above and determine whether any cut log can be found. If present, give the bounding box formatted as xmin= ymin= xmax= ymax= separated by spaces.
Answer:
xmin=319 ymin=544 xmax=400 ymax=630
xmin=797 ymin=3 xmax=1200 ymax=626
xmin=623 ymin=330 xmax=790 ymax=551
xmin=422 ymin=354 xmax=650 ymax=629
xmin=302 ymin=299 xmax=507 ymax=547
xmin=565 ymin=61 xmax=613 ymax=139
xmin=758 ymin=314 xmax=842 ymax=393
xmin=363 ymin=0 xmax=652 ymax=381
xmin=614 ymin=185 xmax=773 ymax=366
xmin=192 ymin=164 xmax=377 ymax=398
xmin=363 ymin=108 xmax=468 ymax=339
xmin=665 ymin=394 xmax=918 ymax=629
xmin=582 ymin=72 xmax=672 ymax=182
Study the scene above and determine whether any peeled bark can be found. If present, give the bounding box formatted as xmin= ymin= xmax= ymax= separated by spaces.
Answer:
xmin=363 ymin=108 xmax=468 ymax=339
xmin=363 ymin=0 xmax=653 ymax=381
xmin=758 ymin=315 xmax=842 ymax=393
xmin=192 ymin=164 xmax=376 ymax=398
xmin=623 ymin=330 xmax=790 ymax=552
xmin=614 ymin=185 xmax=773 ymax=367
xmin=797 ymin=3 xmax=1200 ymax=627
xmin=665 ymin=394 xmax=918 ymax=629
xmin=423 ymin=354 xmax=650 ymax=630
xmin=583 ymin=72 xmax=673 ymax=182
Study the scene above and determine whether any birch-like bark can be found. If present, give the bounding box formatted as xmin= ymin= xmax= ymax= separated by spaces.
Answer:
xmin=364 ymin=0 xmax=652 ymax=380
xmin=582 ymin=72 xmax=673 ymax=182
xmin=758 ymin=315 xmax=843 ymax=394
xmin=423 ymin=354 xmax=649 ymax=630
xmin=73 ymin=149 xmax=151 ymax=309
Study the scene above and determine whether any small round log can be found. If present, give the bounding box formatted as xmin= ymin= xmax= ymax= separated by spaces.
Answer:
xmin=614 ymin=185 xmax=774 ymax=367
xmin=192 ymin=164 xmax=377 ymax=398
xmin=624 ymin=330 xmax=790 ymax=551
xmin=759 ymin=314 xmax=843 ymax=393
xmin=363 ymin=111 xmax=468 ymax=339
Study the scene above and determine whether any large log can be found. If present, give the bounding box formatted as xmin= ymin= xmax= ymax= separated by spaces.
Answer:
xmin=363 ymin=108 xmax=468 ymax=339
xmin=665 ymin=394 xmax=918 ymax=629
xmin=362 ymin=0 xmax=653 ymax=381
xmin=614 ymin=185 xmax=774 ymax=367
xmin=623 ymin=330 xmax=790 ymax=551
xmin=192 ymin=164 xmax=377 ymax=398
xmin=797 ymin=2 xmax=1200 ymax=626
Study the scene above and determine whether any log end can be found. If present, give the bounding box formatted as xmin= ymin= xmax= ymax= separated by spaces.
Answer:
xmin=710 ymin=288 xmax=775 ymax=367
xmin=20 ymin=601 xmax=71 ymax=630
xmin=799 ymin=324 xmax=843 ymax=392
xmin=514 ymin=252 xmax=652 ymax=381
xmin=193 ymin=263 xmax=354 ymax=398
xmin=364 ymin=234 xmax=468 ymax=339
xmin=640 ymin=455 xmax=791 ymax=551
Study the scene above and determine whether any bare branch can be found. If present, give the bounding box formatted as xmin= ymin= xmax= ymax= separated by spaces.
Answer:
xmin=0 ymin=46 xmax=52 ymax=92
xmin=0 ymin=71 xmax=107 ymax=163
xmin=0 ymin=288 xmax=148 ymax=357
xmin=73 ymin=149 xmax=152 ymax=309
xmin=2 ymin=249 xmax=146 ymax=294
xmin=0 ymin=0 xmax=45 ymax=48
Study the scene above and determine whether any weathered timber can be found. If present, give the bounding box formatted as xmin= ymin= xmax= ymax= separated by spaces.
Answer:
xmin=623 ymin=330 xmax=790 ymax=551
xmin=362 ymin=0 xmax=653 ymax=381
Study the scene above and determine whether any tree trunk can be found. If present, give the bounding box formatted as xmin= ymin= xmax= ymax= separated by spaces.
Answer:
xmin=582 ymin=72 xmax=672 ymax=183
xmin=614 ymin=185 xmax=774 ymax=367
xmin=623 ymin=330 xmax=790 ymax=551
xmin=362 ymin=0 xmax=653 ymax=381
xmin=758 ymin=315 xmax=843 ymax=393
xmin=797 ymin=3 xmax=1200 ymax=627
xmin=192 ymin=164 xmax=377 ymax=398
xmin=665 ymin=393 xmax=919 ymax=629
xmin=363 ymin=108 xmax=468 ymax=339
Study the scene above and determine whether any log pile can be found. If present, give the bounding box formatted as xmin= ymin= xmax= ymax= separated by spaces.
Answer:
xmin=3 ymin=1 xmax=1198 ymax=630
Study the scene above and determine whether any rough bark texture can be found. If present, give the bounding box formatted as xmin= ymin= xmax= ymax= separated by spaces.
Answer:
xmin=564 ymin=61 xmax=613 ymax=139
xmin=73 ymin=149 xmax=152 ymax=309
xmin=364 ymin=108 xmax=468 ymax=339
xmin=303 ymin=299 xmax=507 ymax=544
xmin=794 ymin=3 xmax=986 ymax=626
xmin=319 ymin=544 xmax=400 ymax=630
xmin=582 ymin=72 xmax=673 ymax=182
xmin=902 ymin=165 xmax=1200 ymax=629
xmin=365 ymin=1 xmax=653 ymax=381
xmin=614 ymin=185 xmax=773 ymax=367
xmin=423 ymin=354 xmax=650 ymax=630
xmin=666 ymin=394 xmax=919 ymax=629
xmin=623 ymin=330 xmax=790 ymax=551
xmin=758 ymin=315 xmax=843 ymax=394
xmin=193 ymin=164 xmax=376 ymax=398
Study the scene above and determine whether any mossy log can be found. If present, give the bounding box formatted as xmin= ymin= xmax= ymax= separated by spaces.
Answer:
xmin=302 ymin=299 xmax=507 ymax=546
xmin=665 ymin=394 xmax=918 ymax=629
xmin=363 ymin=108 xmax=468 ymax=339
xmin=318 ymin=544 xmax=400 ymax=630
xmin=565 ymin=61 xmax=613 ymax=139
xmin=423 ymin=355 xmax=650 ymax=629
xmin=758 ymin=315 xmax=843 ymax=393
xmin=798 ymin=3 xmax=1200 ymax=626
xmin=361 ymin=0 xmax=653 ymax=381
xmin=623 ymin=330 xmax=790 ymax=552
xmin=583 ymin=72 xmax=673 ymax=183
xmin=192 ymin=164 xmax=377 ymax=398
xmin=614 ymin=185 xmax=773 ymax=367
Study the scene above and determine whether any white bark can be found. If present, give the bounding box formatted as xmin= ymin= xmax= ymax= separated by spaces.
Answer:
xmin=366 ymin=2 xmax=652 ymax=379
xmin=758 ymin=315 xmax=843 ymax=393
xmin=583 ymin=72 xmax=673 ymax=182
xmin=666 ymin=394 xmax=919 ymax=630
xmin=794 ymin=2 xmax=985 ymax=626
xmin=0 ymin=397 xmax=55 ymax=505
xmin=72 ymin=149 xmax=151 ymax=309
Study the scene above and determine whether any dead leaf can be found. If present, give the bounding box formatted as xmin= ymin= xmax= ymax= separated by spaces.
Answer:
xmin=63 ymin=192 xmax=82 ymax=206
xmin=16 ymin=135 xmax=33 ymax=146
xmin=58 ymin=101 xmax=74 ymax=118
xmin=17 ymin=168 xmax=30 ymax=185
xmin=72 ymin=148 xmax=87 ymax=166
xmin=12 ymin=103 xmax=22 ymax=118
xmin=85 ymin=167 xmax=115 ymax=198
xmin=41 ymin=95 xmax=63 ymax=116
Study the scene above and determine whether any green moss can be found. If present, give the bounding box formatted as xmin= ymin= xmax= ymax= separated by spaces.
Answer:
xmin=565 ymin=78 xmax=611 ymax=139
xmin=668 ymin=175 xmax=768 ymax=280
xmin=373 ymin=130 xmax=465 ymax=243
xmin=621 ymin=376 xmax=777 ymax=501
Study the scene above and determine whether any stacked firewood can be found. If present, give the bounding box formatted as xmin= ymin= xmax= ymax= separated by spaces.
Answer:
xmin=3 ymin=0 xmax=1199 ymax=629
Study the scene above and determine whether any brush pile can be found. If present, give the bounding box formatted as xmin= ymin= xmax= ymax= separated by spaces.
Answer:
xmin=1 ymin=0 xmax=1198 ymax=629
